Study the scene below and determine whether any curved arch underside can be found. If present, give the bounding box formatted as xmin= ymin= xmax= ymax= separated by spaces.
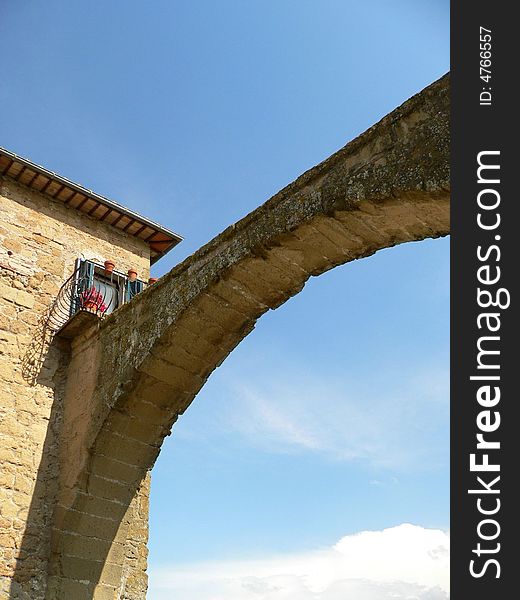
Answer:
xmin=46 ymin=74 xmax=449 ymax=598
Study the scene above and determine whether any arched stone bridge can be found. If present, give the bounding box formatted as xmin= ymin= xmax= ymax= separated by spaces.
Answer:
xmin=46 ymin=74 xmax=449 ymax=598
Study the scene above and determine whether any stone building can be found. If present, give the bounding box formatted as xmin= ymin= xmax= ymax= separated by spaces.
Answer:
xmin=0 ymin=146 xmax=182 ymax=599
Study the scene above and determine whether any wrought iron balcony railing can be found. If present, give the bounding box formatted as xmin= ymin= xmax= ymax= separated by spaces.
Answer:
xmin=46 ymin=259 xmax=147 ymax=334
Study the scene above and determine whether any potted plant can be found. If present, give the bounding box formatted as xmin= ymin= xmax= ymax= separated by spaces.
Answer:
xmin=80 ymin=287 xmax=108 ymax=314
xmin=127 ymin=268 xmax=138 ymax=281
xmin=104 ymin=260 xmax=116 ymax=274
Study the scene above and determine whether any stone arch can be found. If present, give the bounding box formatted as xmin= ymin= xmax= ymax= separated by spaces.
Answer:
xmin=44 ymin=74 xmax=449 ymax=599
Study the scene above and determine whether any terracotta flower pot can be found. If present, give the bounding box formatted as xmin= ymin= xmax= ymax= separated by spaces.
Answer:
xmin=128 ymin=269 xmax=138 ymax=282
xmin=148 ymin=277 xmax=158 ymax=285
xmin=83 ymin=301 xmax=98 ymax=311
xmin=104 ymin=260 xmax=115 ymax=274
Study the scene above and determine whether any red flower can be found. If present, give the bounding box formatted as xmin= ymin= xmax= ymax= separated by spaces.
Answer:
xmin=80 ymin=287 xmax=108 ymax=313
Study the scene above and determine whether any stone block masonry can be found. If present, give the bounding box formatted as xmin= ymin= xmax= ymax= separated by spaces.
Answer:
xmin=0 ymin=179 xmax=151 ymax=600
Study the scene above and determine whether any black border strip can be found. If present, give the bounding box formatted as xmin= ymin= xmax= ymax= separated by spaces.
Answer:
xmin=451 ymin=2 xmax=518 ymax=597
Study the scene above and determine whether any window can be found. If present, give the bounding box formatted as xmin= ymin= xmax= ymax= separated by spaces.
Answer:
xmin=91 ymin=275 xmax=119 ymax=314
xmin=71 ymin=259 xmax=144 ymax=317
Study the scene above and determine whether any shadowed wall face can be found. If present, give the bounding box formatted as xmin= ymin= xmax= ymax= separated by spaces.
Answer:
xmin=0 ymin=179 xmax=151 ymax=600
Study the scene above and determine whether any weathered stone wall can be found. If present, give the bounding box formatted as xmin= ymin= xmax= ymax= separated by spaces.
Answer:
xmin=0 ymin=179 xmax=151 ymax=600
xmin=119 ymin=474 xmax=150 ymax=600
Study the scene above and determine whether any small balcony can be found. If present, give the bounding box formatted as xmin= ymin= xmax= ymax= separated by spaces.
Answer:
xmin=49 ymin=259 xmax=149 ymax=339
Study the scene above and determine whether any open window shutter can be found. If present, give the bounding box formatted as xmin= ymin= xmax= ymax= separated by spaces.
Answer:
xmin=82 ymin=260 xmax=95 ymax=290
xmin=135 ymin=280 xmax=144 ymax=294
xmin=125 ymin=279 xmax=144 ymax=302
xmin=71 ymin=259 xmax=95 ymax=315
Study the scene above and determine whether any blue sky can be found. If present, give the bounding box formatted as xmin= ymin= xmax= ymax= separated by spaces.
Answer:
xmin=1 ymin=1 xmax=449 ymax=598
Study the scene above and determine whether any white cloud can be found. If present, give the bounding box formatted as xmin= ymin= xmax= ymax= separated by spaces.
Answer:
xmin=148 ymin=524 xmax=450 ymax=600
xmin=204 ymin=366 xmax=449 ymax=471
